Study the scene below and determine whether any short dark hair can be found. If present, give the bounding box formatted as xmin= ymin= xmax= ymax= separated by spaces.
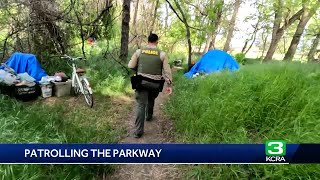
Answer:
xmin=148 ymin=33 xmax=159 ymax=43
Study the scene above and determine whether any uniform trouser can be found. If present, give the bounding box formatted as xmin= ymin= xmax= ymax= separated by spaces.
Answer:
xmin=134 ymin=90 xmax=159 ymax=135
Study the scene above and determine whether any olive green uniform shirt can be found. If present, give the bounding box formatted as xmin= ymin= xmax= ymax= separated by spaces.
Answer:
xmin=128 ymin=46 xmax=172 ymax=86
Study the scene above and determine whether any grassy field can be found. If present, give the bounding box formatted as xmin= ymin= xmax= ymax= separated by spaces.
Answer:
xmin=166 ymin=62 xmax=320 ymax=179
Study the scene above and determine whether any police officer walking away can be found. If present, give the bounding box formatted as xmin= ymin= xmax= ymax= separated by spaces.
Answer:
xmin=128 ymin=33 xmax=173 ymax=138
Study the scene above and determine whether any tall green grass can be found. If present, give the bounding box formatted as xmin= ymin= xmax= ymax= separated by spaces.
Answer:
xmin=166 ymin=62 xmax=320 ymax=179
xmin=0 ymin=93 xmax=130 ymax=179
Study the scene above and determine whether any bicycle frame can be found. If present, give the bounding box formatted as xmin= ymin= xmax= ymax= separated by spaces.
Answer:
xmin=71 ymin=63 xmax=93 ymax=94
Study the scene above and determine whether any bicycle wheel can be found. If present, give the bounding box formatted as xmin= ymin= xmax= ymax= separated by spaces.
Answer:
xmin=81 ymin=78 xmax=93 ymax=108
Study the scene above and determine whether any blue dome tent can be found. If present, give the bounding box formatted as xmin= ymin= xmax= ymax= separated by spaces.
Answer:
xmin=185 ymin=50 xmax=240 ymax=78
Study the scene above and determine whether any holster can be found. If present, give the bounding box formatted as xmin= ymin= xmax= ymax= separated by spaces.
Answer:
xmin=131 ymin=75 xmax=165 ymax=92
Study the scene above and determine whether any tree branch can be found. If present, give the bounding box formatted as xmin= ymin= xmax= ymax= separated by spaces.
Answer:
xmin=165 ymin=0 xmax=204 ymax=31
xmin=2 ymin=30 xmax=21 ymax=60
xmin=280 ymin=8 xmax=304 ymax=31
xmin=165 ymin=0 xmax=184 ymax=23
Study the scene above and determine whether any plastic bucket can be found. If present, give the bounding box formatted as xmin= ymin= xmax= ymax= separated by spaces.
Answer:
xmin=40 ymin=83 xmax=52 ymax=98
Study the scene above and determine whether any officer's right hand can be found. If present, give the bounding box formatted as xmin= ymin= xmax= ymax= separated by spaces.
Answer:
xmin=166 ymin=87 xmax=173 ymax=95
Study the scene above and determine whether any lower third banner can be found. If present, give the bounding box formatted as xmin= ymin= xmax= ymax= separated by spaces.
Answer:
xmin=0 ymin=143 xmax=318 ymax=164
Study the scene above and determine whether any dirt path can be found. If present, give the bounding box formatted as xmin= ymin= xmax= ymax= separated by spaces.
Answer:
xmin=109 ymin=84 xmax=182 ymax=180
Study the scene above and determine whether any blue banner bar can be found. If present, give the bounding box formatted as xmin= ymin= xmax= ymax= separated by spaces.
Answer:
xmin=0 ymin=144 xmax=313 ymax=164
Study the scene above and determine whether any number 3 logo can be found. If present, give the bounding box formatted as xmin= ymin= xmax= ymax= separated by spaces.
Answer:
xmin=266 ymin=140 xmax=286 ymax=156
xmin=268 ymin=142 xmax=283 ymax=155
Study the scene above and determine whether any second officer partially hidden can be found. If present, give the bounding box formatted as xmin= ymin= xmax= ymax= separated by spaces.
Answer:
xmin=128 ymin=33 xmax=173 ymax=138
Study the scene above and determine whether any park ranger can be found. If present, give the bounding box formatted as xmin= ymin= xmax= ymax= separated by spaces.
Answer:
xmin=128 ymin=33 xmax=173 ymax=138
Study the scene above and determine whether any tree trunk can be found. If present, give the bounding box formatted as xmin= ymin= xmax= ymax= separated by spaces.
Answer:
xmin=284 ymin=9 xmax=316 ymax=61
xmin=165 ymin=3 xmax=169 ymax=30
xmin=209 ymin=34 xmax=218 ymax=49
xmin=244 ymin=33 xmax=257 ymax=55
xmin=264 ymin=32 xmax=284 ymax=60
xmin=74 ymin=7 xmax=86 ymax=58
xmin=260 ymin=28 xmax=268 ymax=58
xmin=308 ymin=33 xmax=320 ymax=61
xmin=132 ymin=0 xmax=139 ymax=48
xmin=263 ymin=2 xmax=304 ymax=61
xmin=243 ymin=32 xmax=258 ymax=55
xmin=198 ymin=41 xmax=202 ymax=53
xmin=283 ymin=37 xmax=286 ymax=54
xmin=202 ymin=36 xmax=212 ymax=54
xmin=172 ymin=0 xmax=192 ymax=69
xmin=120 ymin=0 xmax=131 ymax=62
xmin=207 ymin=1 xmax=223 ymax=51
xmin=187 ymin=30 xmax=192 ymax=69
xmin=132 ymin=0 xmax=139 ymax=27
xmin=263 ymin=0 xmax=283 ymax=61
xmin=241 ymin=41 xmax=249 ymax=54
xmin=149 ymin=0 xmax=159 ymax=34
xmin=223 ymin=0 xmax=241 ymax=52
xmin=242 ymin=18 xmax=260 ymax=54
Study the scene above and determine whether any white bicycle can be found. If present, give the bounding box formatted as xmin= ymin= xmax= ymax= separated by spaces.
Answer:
xmin=62 ymin=55 xmax=93 ymax=108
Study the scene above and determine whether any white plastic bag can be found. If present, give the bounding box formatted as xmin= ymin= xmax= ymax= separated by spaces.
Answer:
xmin=0 ymin=70 xmax=18 ymax=85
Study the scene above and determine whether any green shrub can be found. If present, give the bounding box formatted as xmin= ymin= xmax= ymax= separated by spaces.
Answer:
xmin=234 ymin=53 xmax=247 ymax=65
xmin=41 ymin=56 xmax=71 ymax=76
xmin=166 ymin=62 xmax=320 ymax=179
xmin=86 ymin=52 xmax=132 ymax=96
xmin=168 ymin=52 xmax=186 ymax=64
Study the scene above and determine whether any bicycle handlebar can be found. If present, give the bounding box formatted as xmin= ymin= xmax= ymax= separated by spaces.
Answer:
xmin=61 ymin=55 xmax=85 ymax=61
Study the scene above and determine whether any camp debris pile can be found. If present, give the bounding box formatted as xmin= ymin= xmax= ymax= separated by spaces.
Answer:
xmin=0 ymin=52 xmax=72 ymax=101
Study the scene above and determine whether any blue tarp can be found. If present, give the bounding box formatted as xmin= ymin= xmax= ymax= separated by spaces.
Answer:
xmin=4 ymin=52 xmax=47 ymax=82
xmin=185 ymin=50 xmax=240 ymax=78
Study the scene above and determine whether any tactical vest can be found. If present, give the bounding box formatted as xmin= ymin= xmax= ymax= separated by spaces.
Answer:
xmin=137 ymin=48 xmax=163 ymax=75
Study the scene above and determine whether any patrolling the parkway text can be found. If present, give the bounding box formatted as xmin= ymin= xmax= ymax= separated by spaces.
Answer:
xmin=25 ymin=149 xmax=162 ymax=158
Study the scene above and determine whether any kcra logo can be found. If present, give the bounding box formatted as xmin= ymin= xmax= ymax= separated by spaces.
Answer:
xmin=265 ymin=156 xmax=286 ymax=162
